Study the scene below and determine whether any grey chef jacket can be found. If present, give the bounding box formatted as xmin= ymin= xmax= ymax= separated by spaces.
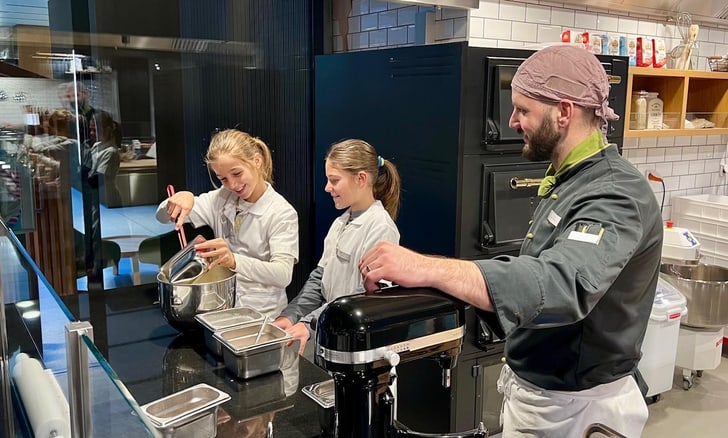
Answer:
xmin=474 ymin=144 xmax=663 ymax=391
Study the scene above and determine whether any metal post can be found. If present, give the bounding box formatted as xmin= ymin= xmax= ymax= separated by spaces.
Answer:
xmin=66 ymin=321 xmax=94 ymax=438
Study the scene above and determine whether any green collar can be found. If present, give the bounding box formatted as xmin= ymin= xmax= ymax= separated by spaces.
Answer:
xmin=537 ymin=131 xmax=607 ymax=198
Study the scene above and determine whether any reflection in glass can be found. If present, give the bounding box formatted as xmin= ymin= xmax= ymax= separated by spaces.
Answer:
xmin=160 ymin=333 xmax=299 ymax=436
xmin=80 ymin=334 xmax=156 ymax=436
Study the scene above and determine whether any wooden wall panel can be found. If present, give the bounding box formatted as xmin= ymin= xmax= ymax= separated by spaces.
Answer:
xmin=25 ymin=150 xmax=76 ymax=296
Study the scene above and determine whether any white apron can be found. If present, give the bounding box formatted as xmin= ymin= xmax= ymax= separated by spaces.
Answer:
xmin=497 ymin=364 xmax=648 ymax=438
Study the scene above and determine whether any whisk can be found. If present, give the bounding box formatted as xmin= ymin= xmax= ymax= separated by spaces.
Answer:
xmin=675 ymin=11 xmax=691 ymax=42
xmin=670 ymin=12 xmax=698 ymax=69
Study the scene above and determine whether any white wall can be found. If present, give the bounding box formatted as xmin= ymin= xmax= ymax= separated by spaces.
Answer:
xmin=332 ymin=0 xmax=468 ymax=51
xmin=468 ymin=0 xmax=728 ymax=221
xmin=331 ymin=0 xmax=728 ymax=221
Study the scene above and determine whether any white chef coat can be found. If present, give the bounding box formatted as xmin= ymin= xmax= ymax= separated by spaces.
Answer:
xmin=157 ymin=183 xmax=299 ymax=317
xmin=89 ymin=141 xmax=120 ymax=178
xmin=497 ymin=364 xmax=648 ymax=438
xmin=318 ymin=200 xmax=399 ymax=303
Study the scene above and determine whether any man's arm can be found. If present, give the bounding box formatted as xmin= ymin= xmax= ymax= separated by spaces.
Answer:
xmin=359 ymin=241 xmax=494 ymax=312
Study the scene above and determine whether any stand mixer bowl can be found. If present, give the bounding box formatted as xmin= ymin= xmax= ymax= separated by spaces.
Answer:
xmin=660 ymin=263 xmax=728 ymax=328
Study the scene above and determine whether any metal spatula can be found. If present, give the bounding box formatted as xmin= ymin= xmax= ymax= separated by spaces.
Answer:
xmin=254 ymin=316 xmax=270 ymax=344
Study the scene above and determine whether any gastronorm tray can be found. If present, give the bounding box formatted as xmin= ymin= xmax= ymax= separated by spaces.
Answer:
xmin=214 ymin=323 xmax=292 ymax=379
xmin=195 ymin=306 xmax=265 ymax=356
xmin=140 ymin=383 xmax=230 ymax=438
xmin=302 ymin=379 xmax=334 ymax=408
xmin=302 ymin=379 xmax=335 ymax=435
xmin=160 ymin=235 xmax=207 ymax=283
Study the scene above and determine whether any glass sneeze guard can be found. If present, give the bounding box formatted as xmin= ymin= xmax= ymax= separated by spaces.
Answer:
xmin=0 ymin=216 xmax=155 ymax=437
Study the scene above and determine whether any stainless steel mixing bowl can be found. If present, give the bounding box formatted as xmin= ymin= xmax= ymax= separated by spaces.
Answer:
xmin=660 ymin=263 xmax=728 ymax=328
xmin=158 ymin=265 xmax=236 ymax=332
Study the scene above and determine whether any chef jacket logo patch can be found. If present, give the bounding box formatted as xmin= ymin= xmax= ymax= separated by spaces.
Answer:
xmin=567 ymin=222 xmax=604 ymax=245
xmin=547 ymin=209 xmax=561 ymax=227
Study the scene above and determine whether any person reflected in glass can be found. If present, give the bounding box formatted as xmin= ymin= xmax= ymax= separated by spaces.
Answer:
xmin=58 ymin=81 xmax=96 ymax=145
xmin=88 ymin=111 xmax=122 ymax=207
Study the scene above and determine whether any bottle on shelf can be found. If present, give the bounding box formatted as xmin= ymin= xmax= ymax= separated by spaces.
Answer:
xmin=646 ymin=92 xmax=664 ymax=130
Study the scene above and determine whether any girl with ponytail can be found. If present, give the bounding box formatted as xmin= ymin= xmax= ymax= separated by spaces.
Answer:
xmin=274 ymin=138 xmax=401 ymax=355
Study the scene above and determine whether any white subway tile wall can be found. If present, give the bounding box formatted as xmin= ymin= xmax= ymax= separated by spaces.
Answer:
xmin=625 ymin=135 xmax=728 ymax=221
xmin=469 ymin=0 xmax=728 ymax=74
xmin=333 ymin=2 xmax=468 ymax=51
xmin=331 ymin=1 xmax=728 ymax=222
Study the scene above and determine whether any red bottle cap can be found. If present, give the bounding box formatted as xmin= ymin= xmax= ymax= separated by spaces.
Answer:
xmin=665 ymin=220 xmax=674 ymax=228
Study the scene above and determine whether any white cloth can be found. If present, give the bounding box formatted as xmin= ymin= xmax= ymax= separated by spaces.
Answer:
xmin=497 ymin=364 xmax=648 ymax=438
xmin=713 ymin=141 xmax=728 ymax=196
xmin=157 ymin=183 xmax=299 ymax=317
xmin=318 ymin=200 xmax=399 ymax=303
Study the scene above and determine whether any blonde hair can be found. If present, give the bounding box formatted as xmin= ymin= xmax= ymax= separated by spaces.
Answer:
xmin=205 ymin=129 xmax=273 ymax=185
xmin=325 ymin=139 xmax=401 ymax=220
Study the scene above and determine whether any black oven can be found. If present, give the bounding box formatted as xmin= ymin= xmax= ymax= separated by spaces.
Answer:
xmin=481 ymin=51 xmax=628 ymax=153
xmin=314 ymin=42 xmax=628 ymax=436
xmin=482 ymin=56 xmax=524 ymax=150
xmin=480 ymin=161 xmax=548 ymax=255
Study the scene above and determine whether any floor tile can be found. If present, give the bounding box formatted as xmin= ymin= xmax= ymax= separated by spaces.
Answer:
xmin=644 ymin=356 xmax=728 ymax=438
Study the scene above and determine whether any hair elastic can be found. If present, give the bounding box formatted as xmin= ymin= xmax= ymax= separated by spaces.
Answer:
xmin=377 ymin=155 xmax=384 ymax=168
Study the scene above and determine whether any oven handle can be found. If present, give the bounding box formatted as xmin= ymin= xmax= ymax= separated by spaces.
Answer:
xmin=509 ymin=177 xmax=542 ymax=190
xmin=607 ymin=74 xmax=622 ymax=85
xmin=479 ymin=241 xmax=523 ymax=255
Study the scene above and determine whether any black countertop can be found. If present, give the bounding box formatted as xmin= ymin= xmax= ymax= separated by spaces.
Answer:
xmin=61 ymin=284 xmax=330 ymax=438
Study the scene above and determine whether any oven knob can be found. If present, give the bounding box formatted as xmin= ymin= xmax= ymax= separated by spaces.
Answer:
xmin=384 ymin=350 xmax=401 ymax=366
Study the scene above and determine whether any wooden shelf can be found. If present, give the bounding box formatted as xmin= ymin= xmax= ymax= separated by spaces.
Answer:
xmin=624 ymin=67 xmax=728 ymax=137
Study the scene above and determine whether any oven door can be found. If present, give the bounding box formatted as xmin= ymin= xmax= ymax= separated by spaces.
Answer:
xmin=480 ymin=161 xmax=548 ymax=255
xmin=482 ymin=55 xmax=528 ymax=153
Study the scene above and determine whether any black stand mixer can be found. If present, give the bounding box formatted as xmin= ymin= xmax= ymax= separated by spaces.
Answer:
xmin=315 ymin=287 xmax=488 ymax=438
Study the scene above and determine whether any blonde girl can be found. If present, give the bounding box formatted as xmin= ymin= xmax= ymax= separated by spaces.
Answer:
xmin=157 ymin=129 xmax=299 ymax=317
xmin=274 ymin=139 xmax=400 ymax=354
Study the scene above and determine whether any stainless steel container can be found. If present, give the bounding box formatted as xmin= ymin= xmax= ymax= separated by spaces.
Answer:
xmin=140 ymin=383 xmax=230 ymax=438
xmin=158 ymin=265 xmax=236 ymax=332
xmin=195 ymin=307 xmax=265 ymax=356
xmin=660 ymin=263 xmax=728 ymax=328
xmin=302 ymin=379 xmax=335 ymax=436
xmin=162 ymin=235 xmax=208 ymax=283
xmin=215 ymin=323 xmax=292 ymax=379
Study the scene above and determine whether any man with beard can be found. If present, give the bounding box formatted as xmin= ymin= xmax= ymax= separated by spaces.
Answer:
xmin=359 ymin=45 xmax=662 ymax=437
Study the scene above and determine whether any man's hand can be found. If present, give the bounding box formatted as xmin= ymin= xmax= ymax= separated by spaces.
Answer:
xmin=359 ymin=241 xmax=493 ymax=312
xmin=358 ymin=241 xmax=430 ymax=292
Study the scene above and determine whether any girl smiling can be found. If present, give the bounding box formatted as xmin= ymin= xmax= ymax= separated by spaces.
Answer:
xmin=157 ymin=129 xmax=299 ymax=317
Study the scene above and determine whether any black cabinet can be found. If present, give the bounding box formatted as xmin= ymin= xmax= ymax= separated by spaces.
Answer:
xmin=397 ymin=340 xmax=505 ymax=435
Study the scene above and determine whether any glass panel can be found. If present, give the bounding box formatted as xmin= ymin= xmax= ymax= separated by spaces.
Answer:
xmin=7 ymin=0 xmax=314 ymax=299
xmin=0 ymin=218 xmax=151 ymax=436
xmin=80 ymin=334 xmax=155 ymax=436
xmin=3 ymin=38 xmax=174 ymax=292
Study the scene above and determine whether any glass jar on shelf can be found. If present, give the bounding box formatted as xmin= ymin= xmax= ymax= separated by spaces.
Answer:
xmin=631 ymin=90 xmax=648 ymax=130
